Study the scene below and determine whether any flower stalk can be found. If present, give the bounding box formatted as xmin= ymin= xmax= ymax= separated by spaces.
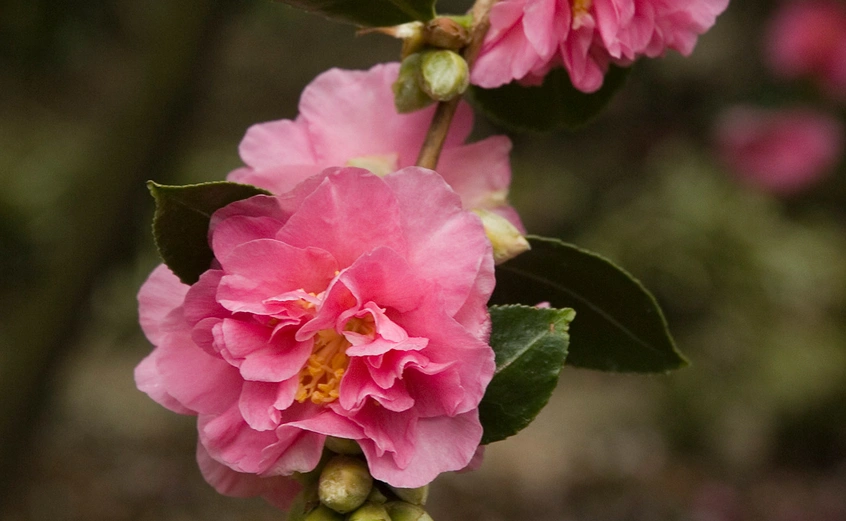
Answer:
xmin=415 ymin=0 xmax=498 ymax=169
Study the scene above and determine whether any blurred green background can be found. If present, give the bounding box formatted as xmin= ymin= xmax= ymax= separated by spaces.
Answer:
xmin=1 ymin=1 xmax=845 ymax=520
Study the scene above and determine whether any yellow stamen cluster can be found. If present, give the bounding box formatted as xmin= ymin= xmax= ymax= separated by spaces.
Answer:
xmin=296 ymin=329 xmax=350 ymax=405
xmin=295 ymin=315 xmax=377 ymax=405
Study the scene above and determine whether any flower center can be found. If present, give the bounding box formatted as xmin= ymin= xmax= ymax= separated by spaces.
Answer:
xmin=571 ymin=0 xmax=593 ymax=28
xmin=345 ymin=153 xmax=399 ymax=177
xmin=295 ymin=316 xmax=376 ymax=405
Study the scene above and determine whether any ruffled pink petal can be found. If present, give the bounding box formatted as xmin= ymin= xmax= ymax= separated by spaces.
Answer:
xmin=339 ymin=357 xmax=416 ymax=413
xmin=275 ymin=169 xmax=407 ymax=268
xmin=199 ymin=405 xmax=284 ymax=474
xmin=363 ymin=412 xmax=483 ymax=488
xmin=472 ymin=1 xmax=547 ymax=88
xmin=150 ymin=325 xmax=242 ymax=415
xmin=384 ymin=168 xmax=493 ymax=318
xmin=196 ymin=443 xmax=302 ymax=510
xmin=262 ymin=423 xmax=326 ymax=476
xmin=138 ymin=264 xmax=190 ymax=344
xmin=217 ymin=240 xmax=338 ymax=314
xmin=134 ymin=349 xmax=194 ymax=415
xmin=398 ymin=302 xmax=494 ymax=415
xmin=218 ymin=318 xmax=313 ymax=383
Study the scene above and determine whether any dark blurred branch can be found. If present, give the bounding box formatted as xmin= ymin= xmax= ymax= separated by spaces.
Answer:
xmin=0 ymin=0 xmax=241 ymax=510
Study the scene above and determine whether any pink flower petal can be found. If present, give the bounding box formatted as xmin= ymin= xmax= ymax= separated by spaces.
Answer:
xmin=138 ymin=264 xmax=189 ymax=344
xmin=196 ymin=443 xmax=302 ymax=510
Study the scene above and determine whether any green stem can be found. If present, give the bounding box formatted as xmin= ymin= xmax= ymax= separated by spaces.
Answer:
xmin=415 ymin=0 xmax=497 ymax=170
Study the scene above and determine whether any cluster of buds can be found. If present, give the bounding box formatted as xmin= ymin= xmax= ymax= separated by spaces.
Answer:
xmin=290 ymin=439 xmax=435 ymax=521
xmin=367 ymin=17 xmax=472 ymax=113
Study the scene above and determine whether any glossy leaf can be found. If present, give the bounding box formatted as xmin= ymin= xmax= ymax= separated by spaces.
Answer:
xmin=275 ymin=0 xmax=436 ymax=27
xmin=491 ymin=236 xmax=687 ymax=373
xmin=470 ymin=65 xmax=630 ymax=132
xmin=480 ymin=305 xmax=575 ymax=444
xmin=148 ymin=181 xmax=270 ymax=285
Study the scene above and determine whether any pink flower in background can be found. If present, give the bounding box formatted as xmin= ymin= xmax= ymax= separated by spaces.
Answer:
xmin=472 ymin=0 xmax=729 ymax=93
xmin=228 ymin=63 xmax=523 ymax=232
xmin=136 ymin=167 xmax=496 ymax=506
xmin=715 ymin=106 xmax=844 ymax=194
xmin=765 ymin=0 xmax=846 ymax=100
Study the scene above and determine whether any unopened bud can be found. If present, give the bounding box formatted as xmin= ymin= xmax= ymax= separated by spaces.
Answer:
xmin=385 ymin=501 xmax=435 ymax=521
xmin=423 ymin=17 xmax=470 ymax=50
xmin=304 ymin=504 xmax=345 ymax=521
xmin=474 ymin=209 xmax=531 ymax=264
xmin=393 ymin=53 xmax=435 ymax=114
xmin=419 ymin=50 xmax=469 ymax=102
xmin=347 ymin=502 xmax=392 ymax=521
xmin=324 ymin=436 xmax=364 ymax=455
xmin=388 ymin=484 xmax=429 ymax=505
xmin=318 ymin=455 xmax=373 ymax=514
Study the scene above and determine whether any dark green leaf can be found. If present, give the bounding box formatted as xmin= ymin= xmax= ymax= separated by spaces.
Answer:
xmin=491 ymin=236 xmax=686 ymax=373
xmin=148 ymin=181 xmax=270 ymax=285
xmin=480 ymin=305 xmax=575 ymax=444
xmin=275 ymin=0 xmax=436 ymax=26
xmin=469 ymin=65 xmax=630 ymax=132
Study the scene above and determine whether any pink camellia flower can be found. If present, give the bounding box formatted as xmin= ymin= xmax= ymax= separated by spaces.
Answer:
xmin=227 ymin=62 xmax=523 ymax=232
xmin=136 ymin=167 xmax=496 ymax=507
xmin=765 ymin=0 xmax=846 ymax=100
xmin=715 ymin=106 xmax=844 ymax=194
xmin=472 ymin=0 xmax=730 ymax=93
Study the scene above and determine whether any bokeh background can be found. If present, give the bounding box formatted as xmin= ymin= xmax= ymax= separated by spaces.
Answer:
xmin=2 ymin=1 xmax=845 ymax=520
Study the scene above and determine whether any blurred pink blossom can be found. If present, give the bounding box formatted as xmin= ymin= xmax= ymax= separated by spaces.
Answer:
xmin=136 ymin=167 xmax=496 ymax=506
xmin=228 ymin=63 xmax=523 ymax=232
xmin=472 ymin=0 xmax=729 ymax=93
xmin=715 ymin=106 xmax=844 ymax=194
xmin=765 ymin=0 xmax=846 ymax=100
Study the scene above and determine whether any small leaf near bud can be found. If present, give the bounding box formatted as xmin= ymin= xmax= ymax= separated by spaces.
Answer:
xmin=393 ymin=53 xmax=435 ymax=114
xmin=473 ymin=209 xmax=531 ymax=264
xmin=318 ymin=455 xmax=373 ymax=514
xmin=419 ymin=50 xmax=469 ymax=102
xmin=423 ymin=17 xmax=470 ymax=50
xmin=385 ymin=501 xmax=435 ymax=521
xmin=347 ymin=502 xmax=392 ymax=521
xmin=388 ymin=484 xmax=429 ymax=505
xmin=304 ymin=504 xmax=345 ymax=521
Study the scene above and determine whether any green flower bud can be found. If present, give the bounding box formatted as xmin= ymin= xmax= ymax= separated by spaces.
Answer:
xmin=347 ymin=502 xmax=392 ymax=521
xmin=385 ymin=501 xmax=435 ymax=521
xmin=324 ymin=436 xmax=364 ymax=455
xmin=318 ymin=455 xmax=373 ymax=514
xmin=419 ymin=50 xmax=469 ymax=102
xmin=393 ymin=53 xmax=436 ymax=114
xmin=473 ymin=209 xmax=531 ymax=264
xmin=387 ymin=484 xmax=429 ymax=505
xmin=423 ymin=17 xmax=470 ymax=50
xmin=304 ymin=504 xmax=345 ymax=521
